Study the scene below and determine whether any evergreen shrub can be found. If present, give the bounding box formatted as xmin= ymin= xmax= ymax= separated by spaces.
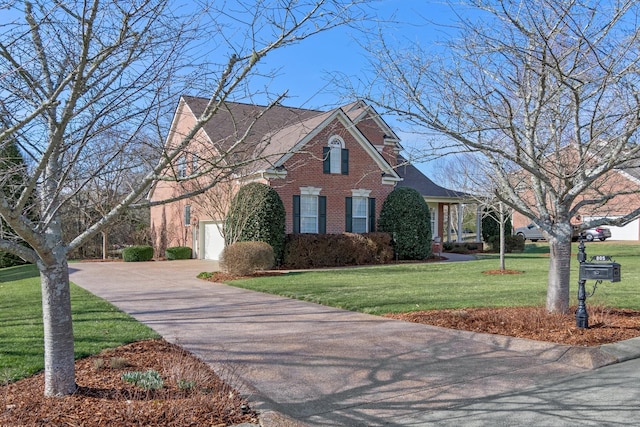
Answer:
xmin=378 ymin=187 xmax=432 ymax=260
xmin=481 ymin=207 xmax=512 ymax=245
xmin=225 ymin=183 xmax=285 ymax=264
xmin=165 ymin=246 xmax=192 ymax=260
xmin=122 ymin=245 xmax=154 ymax=262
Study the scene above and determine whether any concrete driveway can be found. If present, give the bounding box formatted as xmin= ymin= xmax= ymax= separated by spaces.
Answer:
xmin=69 ymin=260 xmax=640 ymax=426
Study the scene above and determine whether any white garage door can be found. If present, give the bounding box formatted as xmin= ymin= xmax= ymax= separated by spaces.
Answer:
xmin=203 ymin=222 xmax=225 ymax=260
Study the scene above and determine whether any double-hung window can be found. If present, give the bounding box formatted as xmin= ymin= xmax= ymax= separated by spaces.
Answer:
xmin=300 ymin=195 xmax=318 ymax=233
xmin=177 ymin=155 xmax=187 ymax=178
xmin=293 ymin=187 xmax=326 ymax=233
xmin=346 ymin=189 xmax=375 ymax=233
xmin=351 ymin=197 xmax=368 ymax=233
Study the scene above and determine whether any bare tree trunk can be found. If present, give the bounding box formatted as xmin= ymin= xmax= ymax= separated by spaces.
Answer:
xmin=499 ymin=203 xmax=506 ymax=271
xmin=102 ymin=231 xmax=108 ymax=260
xmin=39 ymin=256 xmax=76 ymax=396
xmin=546 ymin=236 xmax=572 ymax=313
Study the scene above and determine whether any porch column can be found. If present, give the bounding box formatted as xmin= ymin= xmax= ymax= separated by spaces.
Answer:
xmin=476 ymin=205 xmax=482 ymax=242
xmin=446 ymin=204 xmax=452 ymax=243
xmin=457 ymin=204 xmax=463 ymax=242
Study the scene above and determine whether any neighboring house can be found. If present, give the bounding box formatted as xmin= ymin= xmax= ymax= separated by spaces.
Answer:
xmin=511 ymin=161 xmax=640 ymax=240
xmin=149 ymin=96 xmax=468 ymax=260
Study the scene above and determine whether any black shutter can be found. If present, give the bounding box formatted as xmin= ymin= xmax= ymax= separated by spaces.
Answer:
xmin=318 ymin=196 xmax=327 ymax=234
xmin=293 ymin=195 xmax=300 ymax=234
xmin=368 ymin=198 xmax=376 ymax=232
xmin=345 ymin=197 xmax=352 ymax=232
xmin=341 ymin=148 xmax=349 ymax=175
xmin=323 ymin=147 xmax=331 ymax=174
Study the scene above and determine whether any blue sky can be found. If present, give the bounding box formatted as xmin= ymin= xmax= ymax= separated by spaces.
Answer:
xmin=251 ymin=1 xmax=465 ymax=178
xmin=261 ymin=1 xmax=459 ymax=109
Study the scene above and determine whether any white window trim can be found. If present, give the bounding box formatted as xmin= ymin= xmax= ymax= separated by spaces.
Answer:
xmin=300 ymin=186 xmax=322 ymax=196
xmin=328 ymin=136 xmax=344 ymax=174
xmin=351 ymin=189 xmax=371 ymax=198
xmin=351 ymin=189 xmax=371 ymax=233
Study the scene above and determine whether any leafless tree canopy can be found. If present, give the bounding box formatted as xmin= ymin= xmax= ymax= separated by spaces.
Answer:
xmin=0 ymin=0 xmax=368 ymax=397
xmin=355 ymin=0 xmax=640 ymax=313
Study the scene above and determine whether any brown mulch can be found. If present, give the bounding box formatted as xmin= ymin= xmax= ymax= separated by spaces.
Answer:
xmin=385 ymin=306 xmax=640 ymax=347
xmin=0 ymin=339 xmax=258 ymax=427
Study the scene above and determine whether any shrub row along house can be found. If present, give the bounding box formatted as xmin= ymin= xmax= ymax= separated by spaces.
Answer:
xmin=148 ymin=96 xmax=468 ymax=260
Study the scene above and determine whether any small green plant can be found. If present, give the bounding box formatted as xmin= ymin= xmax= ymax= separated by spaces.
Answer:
xmin=121 ymin=369 xmax=164 ymax=390
xmin=197 ymin=271 xmax=214 ymax=279
xmin=177 ymin=379 xmax=196 ymax=390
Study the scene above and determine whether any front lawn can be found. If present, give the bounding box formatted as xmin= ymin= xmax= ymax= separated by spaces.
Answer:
xmin=225 ymin=241 xmax=640 ymax=314
xmin=0 ymin=264 xmax=160 ymax=383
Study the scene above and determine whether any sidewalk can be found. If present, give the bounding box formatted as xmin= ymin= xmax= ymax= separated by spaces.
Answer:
xmin=69 ymin=260 xmax=640 ymax=426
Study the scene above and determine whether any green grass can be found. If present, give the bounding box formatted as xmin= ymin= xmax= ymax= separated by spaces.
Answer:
xmin=226 ymin=241 xmax=640 ymax=314
xmin=0 ymin=264 xmax=160 ymax=383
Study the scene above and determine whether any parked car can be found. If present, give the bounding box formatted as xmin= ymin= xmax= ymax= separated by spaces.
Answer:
xmin=515 ymin=223 xmax=612 ymax=242
xmin=514 ymin=223 xmax=545 ymax=241
xmin=580 ymin=227 xmax=612 ymax=241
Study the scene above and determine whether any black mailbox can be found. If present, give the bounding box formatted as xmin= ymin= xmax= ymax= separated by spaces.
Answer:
xmin=579 ymin=262 xmax=621 ymax=282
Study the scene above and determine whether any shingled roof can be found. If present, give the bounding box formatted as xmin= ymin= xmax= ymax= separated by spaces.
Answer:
xmin=180 ymin=96 xmax=400 ymax=177
xmin=183 ymin=96 xmax=322 ymax=149
xmin=395 ymin=157 xmax=468 ymax=199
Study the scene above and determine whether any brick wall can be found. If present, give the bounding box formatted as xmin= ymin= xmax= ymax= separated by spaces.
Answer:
xmin=270 ymin=118 xmax=395 ymax=234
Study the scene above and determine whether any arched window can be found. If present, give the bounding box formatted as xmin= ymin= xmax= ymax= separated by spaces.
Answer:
xmin=323 ymin=136 xmax=348 ymax=175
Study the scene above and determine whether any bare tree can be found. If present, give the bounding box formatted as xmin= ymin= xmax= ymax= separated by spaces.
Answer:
xmin=355 ymin=0 xmax=640 ymax=314
xmin=0 ymin=0 xmax=367 ymax=397
xmin=437 ymin=154 xmax=512 ymax=271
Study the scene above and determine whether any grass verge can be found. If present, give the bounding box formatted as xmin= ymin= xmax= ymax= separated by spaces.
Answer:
xmin=0 ymin=264 xmax=160 ymax=383
xmin=224 ymin=241 xmax=640 ymax=314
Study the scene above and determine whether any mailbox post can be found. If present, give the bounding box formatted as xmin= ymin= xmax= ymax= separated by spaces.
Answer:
xmin=576 ymin=238 xmax=588 ymax=328
xmin=575 ymin=235 xmax=621 ymax=329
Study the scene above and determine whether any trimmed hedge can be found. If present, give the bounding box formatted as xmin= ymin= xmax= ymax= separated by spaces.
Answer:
xmin=282 ymin=232 xmax=394 ymax=269
xmin=122 ymin=245 xmax=154 ymax=262
xmin=165 ymin=246 xmax=192 ymax=260
xmin=221 ymin=241 xmax=275 ymax=276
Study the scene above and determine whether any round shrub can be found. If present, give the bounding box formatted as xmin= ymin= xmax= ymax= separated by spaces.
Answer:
xmin=165 ymin=246 xmax=192 ymax=260
xmin=122 ymin=245 xmax=154 ymax=262
xmin=378 ymin=187 xmax=432 ymax=260
xmin=481 ymin=206 xmax=512 ymax=244
xmin=224 ymin=183 xmax=285 ymax=264
xmin=220 ymin=241 xmax=275 ymax=276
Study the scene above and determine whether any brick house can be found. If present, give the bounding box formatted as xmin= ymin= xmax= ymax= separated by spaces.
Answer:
xmin=511 ymin=158 xmax=640 ymax=240
xmin=149 ymin=96 xmax=467 ymax=260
